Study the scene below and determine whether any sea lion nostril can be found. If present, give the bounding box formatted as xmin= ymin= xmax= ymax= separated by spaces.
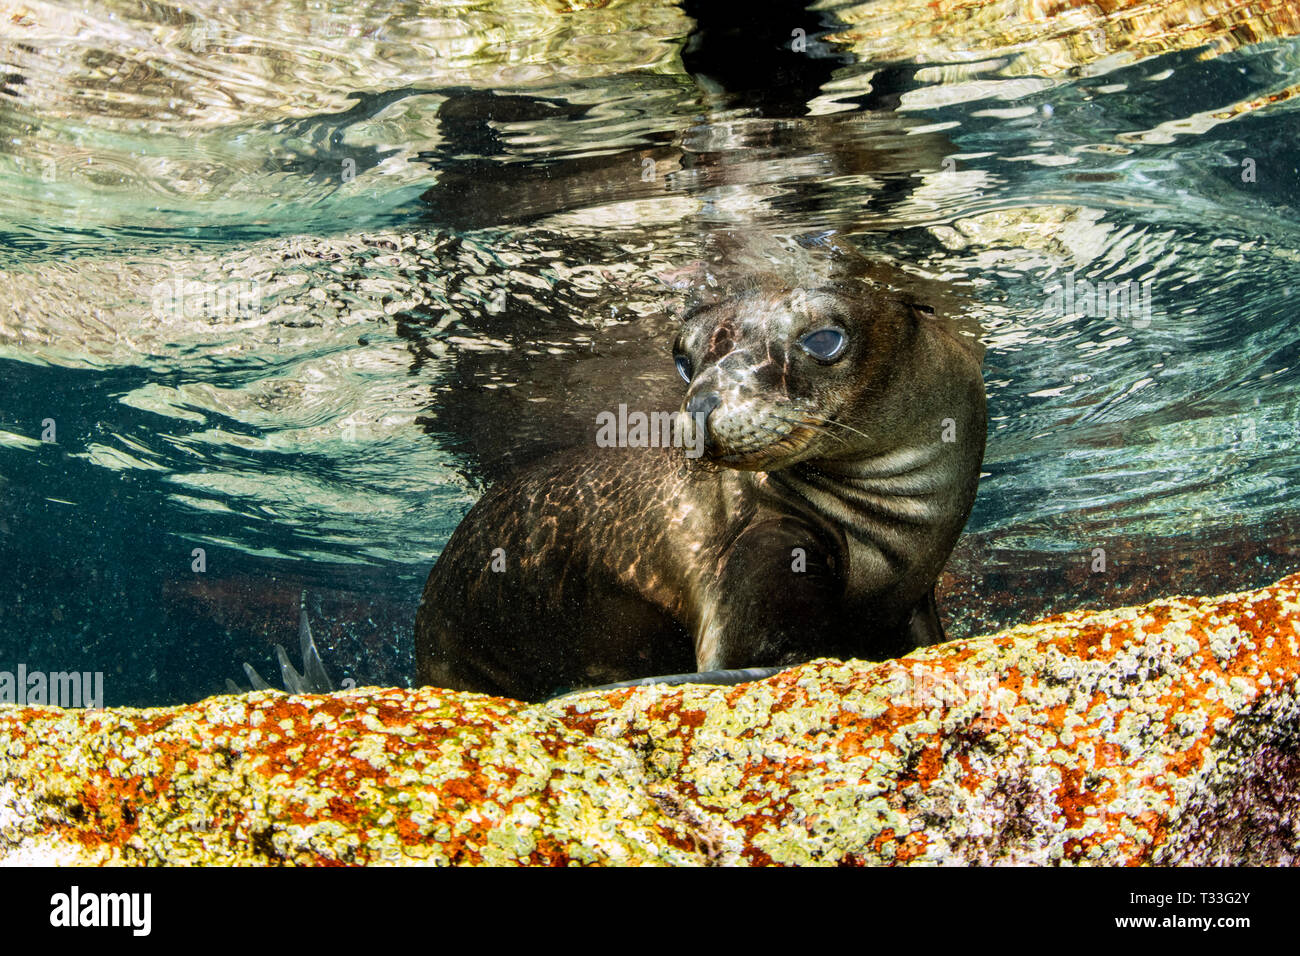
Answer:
xmin=685 ymin=392 xmax=722 ymax=420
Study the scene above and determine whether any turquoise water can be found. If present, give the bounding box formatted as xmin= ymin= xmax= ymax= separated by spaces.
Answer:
xmin=1 ymin=2 xmax=1298 ymax=705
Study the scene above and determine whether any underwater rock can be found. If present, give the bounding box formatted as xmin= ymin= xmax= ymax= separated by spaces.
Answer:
xmin=2 ymin=573 xmax=1299 ymax=865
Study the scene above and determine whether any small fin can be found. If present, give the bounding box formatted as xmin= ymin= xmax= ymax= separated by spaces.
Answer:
xmin=243 ymin=662 xmax=274 ymax=691
xmin=299 ymin=592 xmax=334 ymax=693
xmin=231 ymin=591 xmax=340 ymax=695
xmin=276 ymin=644 xmax=307 ymax=695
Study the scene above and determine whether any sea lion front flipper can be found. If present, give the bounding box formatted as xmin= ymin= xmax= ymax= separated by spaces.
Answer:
xmin=906 ymin=587 xmax=946 ymax=649
xmin=702 ymin=517 xmax=844 ymax=670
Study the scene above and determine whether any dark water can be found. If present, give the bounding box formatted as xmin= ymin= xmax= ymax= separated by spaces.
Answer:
xmin=1 ymin=1 xmax=1298 ymax=706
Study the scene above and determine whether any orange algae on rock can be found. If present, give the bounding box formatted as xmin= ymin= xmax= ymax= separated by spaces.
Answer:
xmin=2 ymin=573 xmax=1299 ymax=865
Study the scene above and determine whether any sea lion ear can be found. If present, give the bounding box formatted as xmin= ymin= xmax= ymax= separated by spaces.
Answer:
xmin=897 ymin=301 xmax=938 ymax=329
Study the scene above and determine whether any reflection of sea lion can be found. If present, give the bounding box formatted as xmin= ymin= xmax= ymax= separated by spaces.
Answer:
xmin=415 ymin=277 xmax=986 ymax=701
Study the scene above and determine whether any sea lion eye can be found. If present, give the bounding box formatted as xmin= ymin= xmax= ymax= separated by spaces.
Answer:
xmin=675 ymin=354 xmax=694 ymax=383
xmin=799 ymin=328 xmax=846 ymax=361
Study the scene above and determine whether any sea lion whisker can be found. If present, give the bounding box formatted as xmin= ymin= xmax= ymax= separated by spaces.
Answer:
xmin=800 ymin=414 xmax=872 ymax=443
xmin=768 ymin=413 xmax=850 ymax=446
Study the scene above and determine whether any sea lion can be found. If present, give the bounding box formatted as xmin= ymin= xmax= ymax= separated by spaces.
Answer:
xmin=415 ymin=276 xmax=986 ymax=701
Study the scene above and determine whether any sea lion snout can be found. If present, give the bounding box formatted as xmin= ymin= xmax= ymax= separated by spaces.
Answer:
xmin=684 ymin=390 xmax=721 ymax=422
xmin=683 ymin=390 xmax=723 ymax=455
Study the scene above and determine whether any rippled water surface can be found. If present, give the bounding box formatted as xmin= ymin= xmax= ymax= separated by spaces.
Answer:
xmin=2 ymin=0 xmax=1298 ymax=705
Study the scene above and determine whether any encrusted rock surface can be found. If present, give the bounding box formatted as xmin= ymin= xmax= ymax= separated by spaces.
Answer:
xmin=2 ymin=574 xmax=1299 ymax=865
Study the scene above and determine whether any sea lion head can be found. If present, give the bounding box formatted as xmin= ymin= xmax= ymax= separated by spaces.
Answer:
xmin=673 ymin=277 xmax=914 ymax=471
